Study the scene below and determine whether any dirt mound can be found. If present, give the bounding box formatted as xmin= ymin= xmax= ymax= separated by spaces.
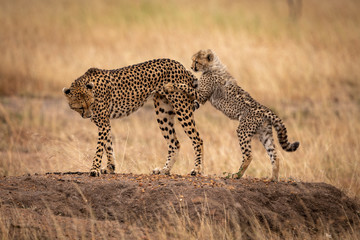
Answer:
xmin=0 ymin=173 xmax=359 ymax=239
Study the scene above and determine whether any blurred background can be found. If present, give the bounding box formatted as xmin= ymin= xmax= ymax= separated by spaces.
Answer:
xmin=0 ymin=0 xmax=359 ymax=197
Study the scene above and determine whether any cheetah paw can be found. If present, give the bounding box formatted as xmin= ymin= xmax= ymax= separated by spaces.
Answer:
xmin=101 ymin=164 xmax=115 ymax=174
xmin=90 ymin=169 xmax=101 ymax=177
xmin=152 ymin=167 xmax=170 ymax=175
xmin=270 ymin=176 xmax=279 ymax=182
xmin=231 ymin=172 xmax=243 ymax=179
xmin=190 ymin=169 xmax=201 ymax=176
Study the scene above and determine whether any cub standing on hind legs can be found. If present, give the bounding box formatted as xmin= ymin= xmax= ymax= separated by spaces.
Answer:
xmin=164 ymin=49 xmax=299 ymax=181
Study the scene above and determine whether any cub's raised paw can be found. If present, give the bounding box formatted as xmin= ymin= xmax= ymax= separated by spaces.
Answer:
xmin=164 ymin=83 xmax=175 ymax=93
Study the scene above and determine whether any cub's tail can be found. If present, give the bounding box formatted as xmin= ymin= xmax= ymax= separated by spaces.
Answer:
xmin=267 ymin=111 xmax=299 ymax=152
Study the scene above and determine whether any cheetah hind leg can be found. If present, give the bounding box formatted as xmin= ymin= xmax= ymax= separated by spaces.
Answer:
xmin=259 ymin=121 xmax=279 ymax=181
xmin=173 ymin=104 xmax=203 ymax=176
xmin=152 ymin=94 xmax=180 ymax=175
xmin=232 ymin=122 xmax=255 ymax=179
xmin=163 ymin=92 xmax=204 ymax=176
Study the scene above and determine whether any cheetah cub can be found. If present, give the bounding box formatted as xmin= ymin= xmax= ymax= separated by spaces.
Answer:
xmin=165 ymin=49 xmax=299 ymax=181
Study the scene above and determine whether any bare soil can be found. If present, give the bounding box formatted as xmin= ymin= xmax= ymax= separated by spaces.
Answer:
xmin=0 ymin=172 xmax=359 ymax=239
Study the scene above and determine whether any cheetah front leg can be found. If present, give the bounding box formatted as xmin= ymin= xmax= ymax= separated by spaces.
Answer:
xmin=102 ymin=131 xmax=115 ymax=174
xmin=90 ymin=123 xmax=115 ymax=176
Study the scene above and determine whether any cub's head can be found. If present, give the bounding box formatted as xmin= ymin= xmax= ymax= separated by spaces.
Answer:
xmin=191 ymin=49 xmax=218 ymax=72
xmin=63 ymin=69 xmax=97 ymax=119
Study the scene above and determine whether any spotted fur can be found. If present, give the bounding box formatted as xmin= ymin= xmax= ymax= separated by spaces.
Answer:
xmin=63 ymin=59 xmax=203 ymax=177
xmin=165 ymin=50 xmax=299 ymax=181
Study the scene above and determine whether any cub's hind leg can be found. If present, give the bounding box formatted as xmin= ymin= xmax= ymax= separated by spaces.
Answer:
xmin=233 ymin=117 xmax=259 ymax=179
xmin=259 ymin=121 xmax=279 ymax=181
xmin=152 ymin=94 xmax=180 ymax=175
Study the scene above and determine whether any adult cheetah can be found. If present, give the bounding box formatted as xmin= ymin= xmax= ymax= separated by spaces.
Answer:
xmin=165 ymin=50 xmax=299 ymax=181
xmin=63 ymin=59 xmax=203 ymax=177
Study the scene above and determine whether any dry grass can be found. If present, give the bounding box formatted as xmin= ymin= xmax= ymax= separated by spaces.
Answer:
xmin=1 ymin=0 xmax=360 ymax=238
xmin=1 ymin=197 xmax=358 ymax=240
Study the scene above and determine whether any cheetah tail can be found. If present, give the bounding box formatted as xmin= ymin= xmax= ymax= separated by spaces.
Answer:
xmin=268 ymin=113 xmax=300 ymax=152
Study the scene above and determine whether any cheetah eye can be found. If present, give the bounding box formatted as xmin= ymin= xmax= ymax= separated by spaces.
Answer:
xmin=86 ymin=82 xmax=94 ymax=90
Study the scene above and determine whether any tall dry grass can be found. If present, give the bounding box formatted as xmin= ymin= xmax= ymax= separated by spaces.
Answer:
xmin=0 ymin=0 xmax=360 ymax=238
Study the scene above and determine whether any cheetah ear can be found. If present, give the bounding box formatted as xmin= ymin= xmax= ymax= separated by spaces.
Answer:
xmin=206 ymin=53 xmax=214 ymax=62
xmin=87 ymin=68 xmax=98 ymax=74
xmin=86 ymin=82 xmax=94 ymax=90
xmin=63 ymin=87 xmax=71 ymax=95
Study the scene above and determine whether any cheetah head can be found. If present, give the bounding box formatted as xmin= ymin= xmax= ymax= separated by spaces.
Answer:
xmin=63 ymin=80 xmax=95 ymax=119
xmin=191 ymin=49 xmax=219 ymax=72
